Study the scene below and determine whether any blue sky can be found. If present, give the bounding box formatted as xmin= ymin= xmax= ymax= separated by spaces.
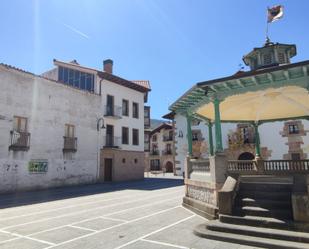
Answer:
xmin=1 ymin=0 xmax=309 ymax=119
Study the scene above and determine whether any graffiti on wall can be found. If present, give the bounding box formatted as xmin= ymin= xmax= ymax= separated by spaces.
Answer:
xmin=28 ymin=159 xmax=48 ymax=173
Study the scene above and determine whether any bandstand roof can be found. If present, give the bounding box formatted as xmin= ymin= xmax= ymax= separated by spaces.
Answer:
xmin=170 ymin=60 xmax=309 ymax=123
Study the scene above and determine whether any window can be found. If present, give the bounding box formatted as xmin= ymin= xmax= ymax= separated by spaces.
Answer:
xmin=150 ymin=159 xmax=160 ymax=171
xmin=166 ymin=144 xmax=172 ymax=154
xmin=192 ymin=132 xmax=199 ymax=141
xmin=291 ymin=153 xmax=301 ymax=160
xmin=122 ymin=99 xmax=129 ymax=116
xmin=152 ymin=135 xmax=157 ymax=142
xmin=58 ymin=66 xmax=94 ymax=92
xmin=122 ymin=127 xmax=129 ymax=144
xmin=13 ymin=116 xmax=27 ymax=132
xmin=278 ymin=52 xmax=285 ymax=64
xmin=144 ymin=132 xmax=150 ymax=151
xmin=263 ymin=54 xmax=272 ymax=65
xmin=133 ymin=129 xmax=139 ymax=145
xmin=64 ymin=124 xmax=77 ymax=152
xmin=65 ymin=124 xmax=75 ymax=137
xmin=289 ymin=124 xmax=299 ymax=134
xmin=106 ymin=95 xmax=114 ymax=116
xmin=133 ymin=102 xmax=139 ymax=118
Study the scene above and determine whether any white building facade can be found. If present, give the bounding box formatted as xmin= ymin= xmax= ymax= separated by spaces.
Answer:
xmin=0 ymin=59 xmax=150 ymax=193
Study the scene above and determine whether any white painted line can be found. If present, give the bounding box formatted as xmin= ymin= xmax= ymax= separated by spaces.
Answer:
xmin=140 ymin=238 xmax=189 ymax=249
xmin=28 ymin=196 xmax=180 ymax=237
xmin=0 ymin=186 xmax=182 ymax=221
xmin=0 ymin=183 xmax=182 ymax=217
xmin=98 ymin=216 xmax=128 ymax=223
xmin=113 ymin=215 xmax=195 ymax=249
xmin=0 ymin=228 xmax=55 ymax=246
xmin=44 ymin=205 xmax=183 ymax=249
xmin=0 ymin=192 xmax=141 ymax=221
xmin=67 ymin=225 xmax=97 ymax=233
xmin=1 ymin=190 xmax=182 ymax=230
xmin=180 ymin=206 xmax=209 ymax=221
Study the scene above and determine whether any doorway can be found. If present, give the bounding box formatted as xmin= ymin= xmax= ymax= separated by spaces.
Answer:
xmin=104 ymin=158 xmax=113 ymax=181
xmin=165 ymin=161 xmax=174 ymax=173
xmin=238 ymin=152 xmax=255 ymax=160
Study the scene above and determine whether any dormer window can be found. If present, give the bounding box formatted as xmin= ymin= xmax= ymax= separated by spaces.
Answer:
xmin=58 ymin=66 xmax=94 ymax=92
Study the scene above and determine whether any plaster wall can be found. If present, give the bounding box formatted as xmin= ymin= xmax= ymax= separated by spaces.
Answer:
xmin=100 ymin=79 xmax=145 ymax=152
xmin=0 ymin=67 xmax=101 ymax=193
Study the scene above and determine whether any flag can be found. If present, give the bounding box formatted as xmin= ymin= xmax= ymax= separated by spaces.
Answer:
xmin=267 ymin=5 xmax=284 ymax=23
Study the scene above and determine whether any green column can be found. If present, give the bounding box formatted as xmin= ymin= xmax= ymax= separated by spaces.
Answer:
xmin=254 ymin=123 xmax=261 ymax=157
xmin=208 ymin=122 xmax=214 ymax=156
xmin=186 ymin=115 xmax=193 ymax=156
xmin=214 ymin=98 xmax=223 ymax=152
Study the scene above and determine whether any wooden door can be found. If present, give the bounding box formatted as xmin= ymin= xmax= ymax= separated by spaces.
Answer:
xmin=104 ymin=158 xmax=113 ymax=181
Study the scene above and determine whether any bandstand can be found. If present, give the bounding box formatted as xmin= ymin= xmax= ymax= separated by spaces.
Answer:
xmin=169 ymin=40 xmax=309 ymax=248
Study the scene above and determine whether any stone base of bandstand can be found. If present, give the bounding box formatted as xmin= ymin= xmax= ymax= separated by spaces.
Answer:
xmin=182 ymin=153 xmax=228 ymax=220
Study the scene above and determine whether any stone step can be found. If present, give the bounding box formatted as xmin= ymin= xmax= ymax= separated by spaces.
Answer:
xmin=219 ymin=214 xmax=293 ymax=230
xmin=206 ymin=220 xmax=309 ymax=243
xmin=240 ymin=182 xmax=293 ymax=192
xmin=236 ymin=197 xmax=292 ymax=209
xmin=240 ymin=175 xmax=293 ymax=184
xmin=195 ymin=224 xmax=309 ymax=249
xmin=238 ymin=190 xmax=291 ymax=201
xmin=235 ymin=206 xmax=292 ymax=219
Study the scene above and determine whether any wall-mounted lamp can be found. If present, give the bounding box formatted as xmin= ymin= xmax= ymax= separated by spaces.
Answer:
xmin=97 ymin=117 xmax=106 ymax=131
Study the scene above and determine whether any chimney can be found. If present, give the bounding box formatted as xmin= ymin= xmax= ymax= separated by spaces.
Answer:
xmin=103 ymin=59 xmax=113 ymax=74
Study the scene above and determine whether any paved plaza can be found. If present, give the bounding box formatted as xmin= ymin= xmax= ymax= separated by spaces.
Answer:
xmin=0 ymin=174 xmax=261 ymax=249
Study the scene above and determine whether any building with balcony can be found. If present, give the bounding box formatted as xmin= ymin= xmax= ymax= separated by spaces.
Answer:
xmin=0 ymin=58 xmax=150 ymax=193
xmin=145 ymin=122 xmax=175 ymax=173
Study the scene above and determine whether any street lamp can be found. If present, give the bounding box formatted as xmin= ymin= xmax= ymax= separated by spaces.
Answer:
xmin=96 ymin=117 xmax=106 ymax=181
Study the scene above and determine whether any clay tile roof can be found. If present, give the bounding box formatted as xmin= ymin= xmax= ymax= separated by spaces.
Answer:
xmin=131 ymin=80 xmax=151 ymax=90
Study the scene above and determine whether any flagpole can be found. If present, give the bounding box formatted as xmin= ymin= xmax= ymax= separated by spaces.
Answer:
xmin=265 ymin=7 xmax=270 ymax=43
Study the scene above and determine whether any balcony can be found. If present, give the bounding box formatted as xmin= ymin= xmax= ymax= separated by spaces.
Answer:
xmin=162 ymin=149 xmax=173 ymax=155
xmin=63 ymin=136 xmax=77 ymax=152
xmin=150 ymin=150 xmax=160 ymax=156
xmin=103 ymin=136 xmax=121 ymax=148
xmin=9 ymin=130 xmax=30 ymax=151
xmin=104 ymin=105 xmax=122 ymax=119
xmin=163 ymin=135 xmax=173 ymax=142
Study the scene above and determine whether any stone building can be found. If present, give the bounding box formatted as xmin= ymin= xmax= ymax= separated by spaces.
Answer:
xmin=0 ymin=59 xmax=150 ymax=193
xmin=145 ymin=122 xmax=175 ymax=173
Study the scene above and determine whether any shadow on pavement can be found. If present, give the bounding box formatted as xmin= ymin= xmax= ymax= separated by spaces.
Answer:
xmin=0 ymin=177 xmax=184 ymax=210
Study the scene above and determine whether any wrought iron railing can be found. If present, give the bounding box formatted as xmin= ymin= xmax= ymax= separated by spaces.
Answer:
xmin=104 ymin=105 xmax=122 ymax=118
xmin=163 ymin=135 xmax=173 ymax=142
xmin=162 ymin=149 xmax=172 ymax=155
xmin=150 ymin=150 xmax=160 ymax=156
xmin=9 ymin=130 xmax=30 ymax=151
xmin=63 ymin=137 xmax=77 ymax=152
xmin=103 ymin=136 xmax=121 ymax=148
